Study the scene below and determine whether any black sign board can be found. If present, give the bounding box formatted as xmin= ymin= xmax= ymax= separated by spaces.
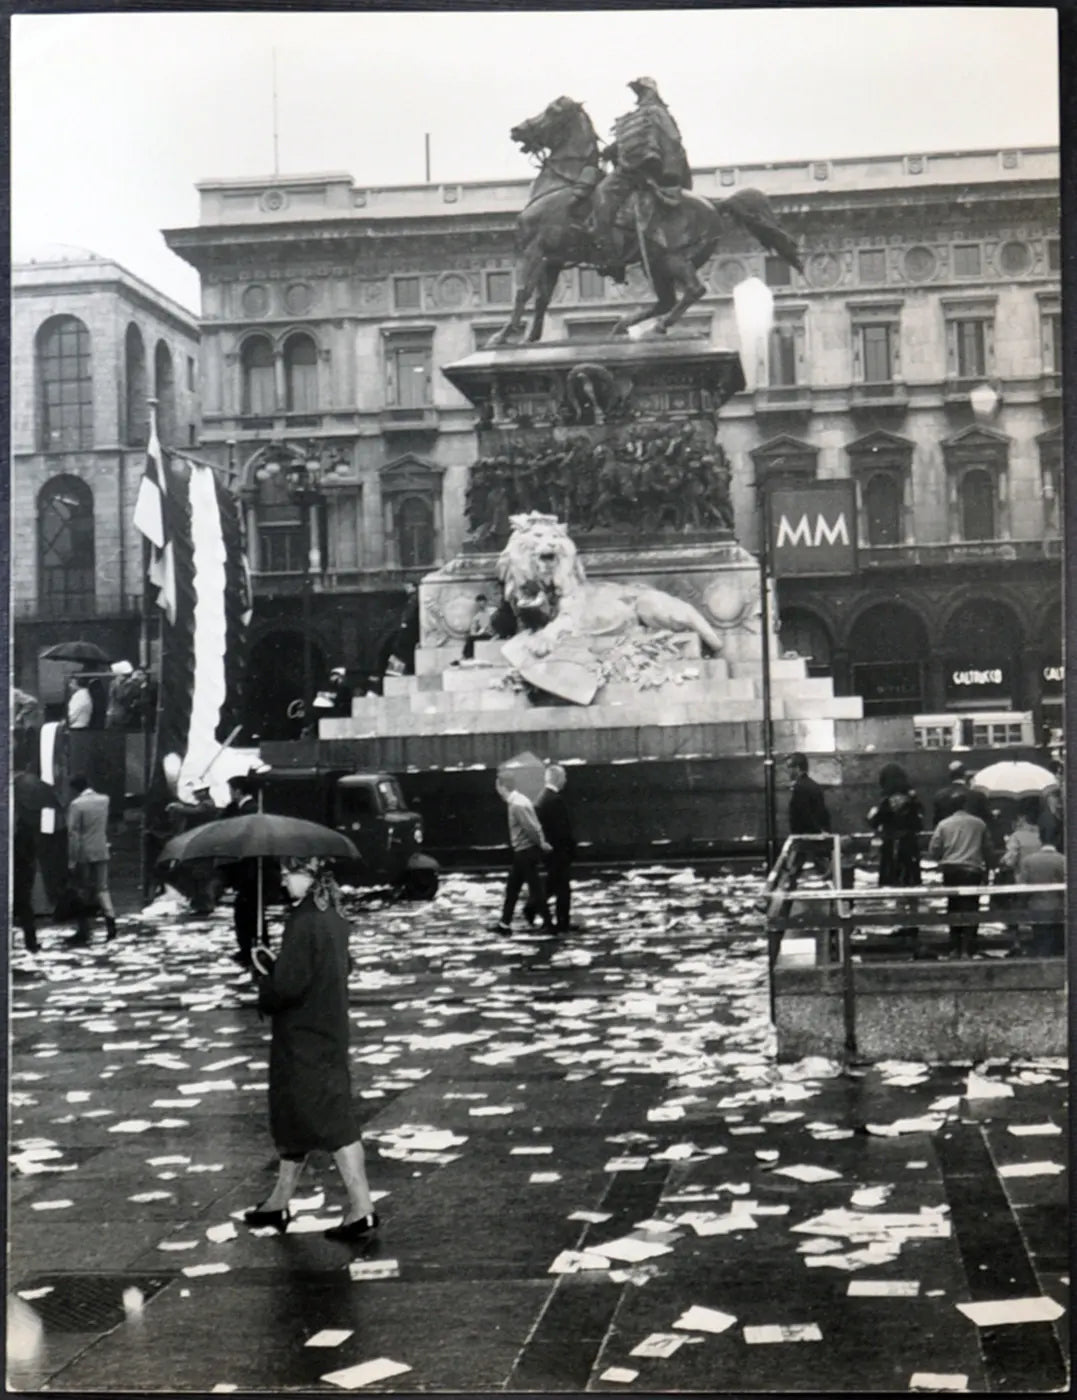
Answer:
xmin=945 ymin=661 xmax=1010 ymax=706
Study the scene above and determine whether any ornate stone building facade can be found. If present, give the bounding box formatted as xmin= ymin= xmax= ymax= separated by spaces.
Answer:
xmin=164 ymin=147 xmax=1061 ymax=740
xmin=12 ymin=247 xmax=201 ymax=703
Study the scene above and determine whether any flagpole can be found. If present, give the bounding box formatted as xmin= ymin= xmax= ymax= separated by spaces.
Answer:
xmin=140 ymin=398 xmax=160 ymax=902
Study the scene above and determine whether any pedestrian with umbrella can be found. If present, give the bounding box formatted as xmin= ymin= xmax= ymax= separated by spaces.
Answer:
xmin=245 ymin=856 xmax=379 ymax=1242
xmin=157 ymin=814 xmax=376 ymax=1241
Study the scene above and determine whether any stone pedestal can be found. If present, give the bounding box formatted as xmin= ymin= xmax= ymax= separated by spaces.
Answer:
xmin=317 ymin=337 xmax=861 ymax=798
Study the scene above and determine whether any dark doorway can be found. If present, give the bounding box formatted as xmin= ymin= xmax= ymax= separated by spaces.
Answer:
xmin=849 ymin=601 xmax=929 ymax=715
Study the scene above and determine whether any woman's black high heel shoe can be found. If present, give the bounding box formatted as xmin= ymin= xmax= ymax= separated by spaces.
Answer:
xmin=244 ymin=1205 xmax=290 ymax=1233
xmin=323 ymin=1212 xmax=379 ymax=1243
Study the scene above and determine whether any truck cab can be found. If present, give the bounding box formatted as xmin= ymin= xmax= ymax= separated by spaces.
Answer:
xmin=257 ymin=767 xmax=438 ymax=898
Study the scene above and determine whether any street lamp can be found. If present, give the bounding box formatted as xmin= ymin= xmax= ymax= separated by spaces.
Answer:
xmin=254 ymin=442 xmax=344 ymax=732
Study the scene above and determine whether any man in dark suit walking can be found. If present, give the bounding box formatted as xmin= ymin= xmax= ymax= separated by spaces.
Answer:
xmin=786 ymin=752 xmax=832 ymax=875
xmin=528 ymin=764 xmax=579 ymax=934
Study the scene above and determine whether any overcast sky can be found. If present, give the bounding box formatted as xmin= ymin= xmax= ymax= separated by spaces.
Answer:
xmin=12 ymin=7 xmax=1060 ymax=312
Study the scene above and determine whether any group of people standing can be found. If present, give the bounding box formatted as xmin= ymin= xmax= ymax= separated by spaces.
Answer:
xmin=786 ymin=751 xmax=1066 ymax=959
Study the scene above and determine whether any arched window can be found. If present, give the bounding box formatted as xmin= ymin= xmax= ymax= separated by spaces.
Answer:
xmin=397 ymin=494 xmax=434 ymax=569
xmin=284 ymin=333 xmax=318 ymax=413
xmin=155 ymin=341 xmax=176 ymax=445
xmin=37 ymin=315 xmax=93 ymax=450
xmin=960 ymin=469 xmax=995 ymax=541
xmin=38 ymin=475 xmax=95 ymax=616
xmin=125 ymin=324 xmax=147 ymax=446
xmin=864 ymin=472 xmax=903 ymax=546
xmin=849 ymin=602 xmax=929 ymax=715
xmin=242 ymin=336 xmax=276 ymax=415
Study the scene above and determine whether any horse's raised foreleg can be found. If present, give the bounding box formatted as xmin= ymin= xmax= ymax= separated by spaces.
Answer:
xmin=527 ymin=261 xmax=562 ymax=342
xmin=489 ymin=242 xmax=546 ymax=346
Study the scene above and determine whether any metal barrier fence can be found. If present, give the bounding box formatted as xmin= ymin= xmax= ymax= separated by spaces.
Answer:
xmin=762 ymin=832 xmax=1066 ymax=1056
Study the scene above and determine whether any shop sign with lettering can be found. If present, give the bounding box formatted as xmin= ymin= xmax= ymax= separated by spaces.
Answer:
xmin=1042 ymin=662 xmax=1064 ymax=695
xmin=768 ymin=481 xmax=858 ymax=576
xmin=945 ymin=661 xmax=1009 ymax=704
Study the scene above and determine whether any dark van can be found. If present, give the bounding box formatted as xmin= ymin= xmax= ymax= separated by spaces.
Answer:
xmin=255 ymin=767 xmax=439 ymax=899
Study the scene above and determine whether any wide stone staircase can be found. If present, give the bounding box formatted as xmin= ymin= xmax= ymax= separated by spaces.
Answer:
xmin=319 ymin=637 xmax=863 ymax=750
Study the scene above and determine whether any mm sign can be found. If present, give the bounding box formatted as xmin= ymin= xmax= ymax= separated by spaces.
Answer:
xmin=768 ymin=481 xmax=858 ymax=576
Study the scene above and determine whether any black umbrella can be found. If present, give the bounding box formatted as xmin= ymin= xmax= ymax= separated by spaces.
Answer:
xmin=158 ymin=813 xmax=359 ymax=866
xmin=40 ymin=641 xmax=111 ymax=666
xmin=157 ymin=813 xmax=360 ymax=933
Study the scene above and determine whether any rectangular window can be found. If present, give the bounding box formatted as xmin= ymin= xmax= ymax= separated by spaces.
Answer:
xmin=578 ymin=268 xmax=606 ymax=299
xmin=861 ymin=324 xmax=892 ymax=383
xmin=188 ymin=423 xmax=197 ymax=446
xmin=953 ymin=244 xmax=982 ymax=277
xmin=858 ymin=249 xmax=886 ymax=283
xmin=259 ymin=526 xmax=305 ymax=574
xmin=485 ymin=271 xmax=513 ymax=303
xmin=393 ymin=276 xmax=422 ymax=311
xmin=767 ymin=324 xmax=798 ymax=387
xmin=955 ymin=320 xmax=986 ymax=378
xmin=1049 ymin=314 xmax=1062 ymax=372
xmin=390 ymin=344 xmax=432 ymax=409
xmin=1047 ymin=238 xmax=1060 ymax=273
xmin=765 ymin=256 xmax=792 ymax=288
xmin=186 ymin=356 xmax=195 ymax=391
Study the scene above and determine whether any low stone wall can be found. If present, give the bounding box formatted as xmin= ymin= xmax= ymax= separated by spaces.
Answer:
xmin=774 ymin=960 xmax=1068 ymax=1061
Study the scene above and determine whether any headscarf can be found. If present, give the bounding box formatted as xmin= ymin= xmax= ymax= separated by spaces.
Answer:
xmin=283 ymin=856 xmax=344 ymax=914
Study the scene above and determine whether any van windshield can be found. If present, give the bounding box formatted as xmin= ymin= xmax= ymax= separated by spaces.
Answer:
xmin=377 ymin=780 xmax=404 ymax=812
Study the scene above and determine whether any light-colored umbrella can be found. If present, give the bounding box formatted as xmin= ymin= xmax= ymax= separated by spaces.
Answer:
xmin=970 ymin=761 xmax=1059 ymax=801
xmin=498 ymin=751 xmax=547 ymax=803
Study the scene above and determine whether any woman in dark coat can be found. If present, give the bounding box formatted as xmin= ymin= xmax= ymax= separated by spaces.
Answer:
xmin=244 ymin=857 xmax=378 ymax=1243
xmin=867 ymin=763 xmax=923 ymax=887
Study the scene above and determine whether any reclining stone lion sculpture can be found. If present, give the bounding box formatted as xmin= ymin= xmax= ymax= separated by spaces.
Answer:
xmin=495 ymin=513 xmax=722 ymax=703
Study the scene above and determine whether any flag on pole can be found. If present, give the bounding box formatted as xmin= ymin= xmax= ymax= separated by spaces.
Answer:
xmin=143 ymin=448 xmax=252 ymax=831
xmin=133 ymin=404 xmax=177 ymax=624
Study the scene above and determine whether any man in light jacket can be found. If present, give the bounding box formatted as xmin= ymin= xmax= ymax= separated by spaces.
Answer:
xmin=492 ymin=773 xmax=553 ymax=934
xmin=928 ymin=789 xmax=995 ymax=959
xmin=67 ymin=775 xmax=116 ymax=945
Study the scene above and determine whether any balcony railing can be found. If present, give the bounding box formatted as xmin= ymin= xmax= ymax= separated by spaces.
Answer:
xmin=849 ymin=381 xmax=909 ymax=411
xmin=861 ymin=537 xmax=1061 ymax=568
xmin=754 ymin=385 xmax=812 ymax=414
xmin=13 ymin=592 xmax=142 ymax=620
xmin=378 ymin=407 xmax=439 ymax=433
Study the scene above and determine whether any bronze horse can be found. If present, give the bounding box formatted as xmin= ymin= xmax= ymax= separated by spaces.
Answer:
xmin=490 ymin=96 xmax=803 ymax=345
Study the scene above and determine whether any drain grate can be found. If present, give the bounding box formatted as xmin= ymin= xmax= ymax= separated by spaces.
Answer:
xmin=12 ymin=1273 xmax=175 ymax=1333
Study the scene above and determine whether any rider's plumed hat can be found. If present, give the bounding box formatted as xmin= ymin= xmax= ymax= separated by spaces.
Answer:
xmin=629 ymin=76 xmax=660 ymax=95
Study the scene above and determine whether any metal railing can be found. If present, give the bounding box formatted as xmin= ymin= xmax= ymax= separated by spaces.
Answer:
xmin=763 ymin=832 xmax=1066 ymax=1057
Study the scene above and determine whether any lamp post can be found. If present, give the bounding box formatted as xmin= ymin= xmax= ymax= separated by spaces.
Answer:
xmin=254 ymin=442 xmax=342 ymax=732
xmin=757 ymin=483 xmax=778 ymax=870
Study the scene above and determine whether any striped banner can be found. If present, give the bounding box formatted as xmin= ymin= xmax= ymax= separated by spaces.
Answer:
xmin=143 ymin=450 xmax=250 ymax=838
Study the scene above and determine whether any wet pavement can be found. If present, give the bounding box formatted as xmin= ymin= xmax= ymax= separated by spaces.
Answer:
xmin=7 ymin=868 xmax=1069 ymax=1393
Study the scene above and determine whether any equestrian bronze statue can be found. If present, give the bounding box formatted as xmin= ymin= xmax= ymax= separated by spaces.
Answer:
xmin=490 ymin=92 xmax=803 ymax=345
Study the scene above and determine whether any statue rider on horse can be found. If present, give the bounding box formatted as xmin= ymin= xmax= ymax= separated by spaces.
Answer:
xmin=491 ymin=83 xmax=802 ymax=344
xmin=590 ymin=77 xmax=693 ymax=282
